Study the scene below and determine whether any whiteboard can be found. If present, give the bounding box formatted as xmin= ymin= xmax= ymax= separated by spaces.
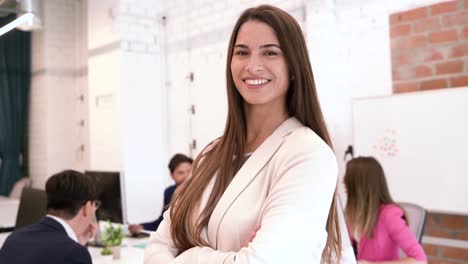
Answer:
xmin=353 ymin=88 xmax=468 ymax=214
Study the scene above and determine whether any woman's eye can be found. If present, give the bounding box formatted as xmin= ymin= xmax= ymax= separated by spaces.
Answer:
xmin=264 ymin=51 xmax=278 ymax=56
xmin=235 ymin=50 xmax=248 ymax=56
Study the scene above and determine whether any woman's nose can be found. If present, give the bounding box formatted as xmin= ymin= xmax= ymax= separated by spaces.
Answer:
xmin=245 ymin=55 xmax=263 ymax=73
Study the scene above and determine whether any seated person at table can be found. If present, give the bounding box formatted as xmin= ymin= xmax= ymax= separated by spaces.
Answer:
xmin=344 ymin=157 xmax=427 ymax=264
xmin=0 ymin=170 xmax=100 ymax=264
xmin=128 ymin=153 xmax=192 ymax=235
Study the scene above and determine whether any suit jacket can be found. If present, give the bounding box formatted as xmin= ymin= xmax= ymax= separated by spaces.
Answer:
xmin=351 ymin=204 xmax=427 ymax=261
xmin=144 ymin=117 xmax=338 ymax=263
xmin=141 ymin=184 xmax=177 ymax=231
xmin=0 ymin=217 xmax=92 ymax=264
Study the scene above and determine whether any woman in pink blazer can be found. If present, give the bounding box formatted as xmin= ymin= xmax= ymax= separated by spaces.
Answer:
xmin=344 ymin=157 xmax=427 ymax=264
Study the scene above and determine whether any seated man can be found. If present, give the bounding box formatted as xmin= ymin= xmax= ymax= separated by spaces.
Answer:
xmin=128 ymin=153 xmax=192 ymax=235
xmin=0 ymin=170 xmax=100 ymax=264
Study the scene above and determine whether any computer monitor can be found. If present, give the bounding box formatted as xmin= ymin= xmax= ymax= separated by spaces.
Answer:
xmin=85 ymin=171 xmax=126 ymax=224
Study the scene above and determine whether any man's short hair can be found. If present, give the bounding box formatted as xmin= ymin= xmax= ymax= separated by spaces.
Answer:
xmin=46 ymin=170 xmax=98 ymax=219
xmin=168 ymin=154 xmax=193 ymax=173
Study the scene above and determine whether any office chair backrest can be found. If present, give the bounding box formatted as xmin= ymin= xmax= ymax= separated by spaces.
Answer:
xmin=398 ymin=202 xmax=426 ymax=258
xmin=15 ymin=188 xmax=47 ymax=229
xmin=9 ymin=177 xmax=32 ymax=199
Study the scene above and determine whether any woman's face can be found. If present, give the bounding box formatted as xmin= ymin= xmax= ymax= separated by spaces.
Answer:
xmin=230 ymin=20 xmax=289 ymax=111
xmin=171 ymin=162 xmax=192 ymax=185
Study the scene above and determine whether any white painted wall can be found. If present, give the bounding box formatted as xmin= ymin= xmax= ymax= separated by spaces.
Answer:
xmin=121 ymin=52 xmax=167 ymax=223
xmin=29 ymin=0 xmax=87 ymax=189
xmin=87 ymin=0 xmax=122 ymax=171
xmin=87 ymin=0 xmax=167 ymax=223
xmin=87 ymin=50 xmax=124 ymax=170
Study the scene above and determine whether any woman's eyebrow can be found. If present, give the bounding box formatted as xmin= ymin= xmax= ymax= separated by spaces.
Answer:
xmin=234 ymin=44 xmax=248 ymax=49
xmin=233 ymin=43 xmax=281 ymax=49
xmin=259 ymin=44 xmax=281 ymax=49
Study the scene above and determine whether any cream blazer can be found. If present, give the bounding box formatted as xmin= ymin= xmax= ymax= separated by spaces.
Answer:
xmin=144 ymin=117 xmax=338 ymax=263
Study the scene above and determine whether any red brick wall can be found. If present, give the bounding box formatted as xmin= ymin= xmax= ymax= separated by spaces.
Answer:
xmin=390 ymin=0 xmax=468 ymax=93
xmin=423 ymin=212 xmax=468 ymax=264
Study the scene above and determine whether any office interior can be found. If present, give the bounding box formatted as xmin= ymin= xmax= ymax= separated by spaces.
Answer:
xmin=0 ymin=0 xmax=467 ymax=263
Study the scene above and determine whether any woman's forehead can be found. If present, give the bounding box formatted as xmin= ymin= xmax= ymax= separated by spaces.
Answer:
xmin=235 ymin=20 xmax=279 ymax=46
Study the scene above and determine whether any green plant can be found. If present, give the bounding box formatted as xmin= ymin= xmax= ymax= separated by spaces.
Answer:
xmin=100 ymin=247 xmax=112 ymax=256
xmin=100 ymin=221 xmax=125 ymax=256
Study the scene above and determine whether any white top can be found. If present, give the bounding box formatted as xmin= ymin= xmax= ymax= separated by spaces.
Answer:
xmin=46 ymin=214 xmax=78 ymax=243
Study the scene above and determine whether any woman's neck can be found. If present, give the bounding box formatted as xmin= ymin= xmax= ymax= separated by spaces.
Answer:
xmin=244 ymin=104 xmax=289 ymax=153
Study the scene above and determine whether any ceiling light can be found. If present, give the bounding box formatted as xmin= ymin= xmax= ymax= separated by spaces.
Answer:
xmin=0 ymin=0 xmax=42 ymax=36
xmin=0 ymin=12 xmax=33 ymax=36
xmin=16 ymin=12 xmax=40 ymax=31
xmin=16 ymin=0 xmax=41 ymax=31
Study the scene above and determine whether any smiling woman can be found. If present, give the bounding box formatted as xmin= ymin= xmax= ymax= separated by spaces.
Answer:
xmin=144 ymin=5 xmax=342 ymax=264
xmin=231 ymin=20 xmax=290 ymax=110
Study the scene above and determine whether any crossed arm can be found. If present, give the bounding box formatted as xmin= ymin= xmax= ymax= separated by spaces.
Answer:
xmin=144 ymin=147 xmax=338 ymax=264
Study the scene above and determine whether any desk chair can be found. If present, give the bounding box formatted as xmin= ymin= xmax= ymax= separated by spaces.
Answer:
xmin=9 ymin=177 xmax=31 ymax=199
xmin=15 ymin=188 xmax=47 ymax=229
xmin=398 ymin=202 xmax=426 ymax=258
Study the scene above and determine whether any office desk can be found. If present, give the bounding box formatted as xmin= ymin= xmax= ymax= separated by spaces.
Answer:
xmin=89 ymin=236 xmax=148 ymax=263
xmin=0 ymin=197 xmax=19 ymax=229
xmin=0 ymin=232 xmax=148 ymax=263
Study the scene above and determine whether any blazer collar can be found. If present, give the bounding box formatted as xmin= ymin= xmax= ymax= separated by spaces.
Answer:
xmin=207 ymin=117 xmax=303 ymax=248
xmin=40 ymin=216 xmax=67 ymax=233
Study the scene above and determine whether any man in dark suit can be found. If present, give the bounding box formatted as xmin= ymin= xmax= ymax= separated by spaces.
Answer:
xmin=0 ymin=170 xmax=99 ymax=264
xmin=128 ymin=154 xmax=193 ymax=234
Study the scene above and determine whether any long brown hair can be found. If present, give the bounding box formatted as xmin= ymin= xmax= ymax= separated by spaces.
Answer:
xmin=344 ymin=157 xmax=398 ymax=238
xmin=170 ymin=5 xmax=341 ymax=262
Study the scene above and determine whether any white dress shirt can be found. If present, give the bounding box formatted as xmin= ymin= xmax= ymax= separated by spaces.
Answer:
xmin=46 ymin=214 xmax=79 ymax=243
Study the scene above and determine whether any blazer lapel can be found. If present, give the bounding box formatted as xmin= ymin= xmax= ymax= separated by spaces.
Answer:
xmin=207 ymin=117 xmax=303 ymax=248
xmin=40 ymin=216 xmax=66 ymax=233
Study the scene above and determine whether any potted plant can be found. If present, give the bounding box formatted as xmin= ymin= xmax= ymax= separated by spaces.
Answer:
xmin=100 ymin=221 xmax=125 ymax=260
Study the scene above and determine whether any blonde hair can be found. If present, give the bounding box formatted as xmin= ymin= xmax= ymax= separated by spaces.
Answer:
xmin=344 ymin=157 xmax=404 ymax=238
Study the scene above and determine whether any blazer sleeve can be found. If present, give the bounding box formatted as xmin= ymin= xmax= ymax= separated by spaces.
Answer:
xmin=160 ymin=135 xmax=338 ymax=263
xmin=163 ymin=186 xmax=176 ymax=208
xmin=64 ymin=244 xmax=93 ymax=264
xmin=383 ymin=205 xmax=427 ymax=261
xmin=141 ymin=217 xmax=162 ymax=231
xmin=144 ymin=208 xmax=179 ymax=263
